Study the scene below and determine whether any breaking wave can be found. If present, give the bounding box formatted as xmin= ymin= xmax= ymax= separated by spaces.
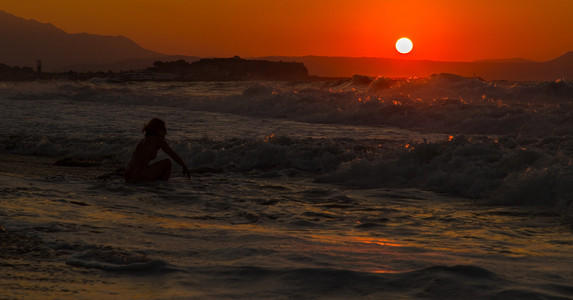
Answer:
xmin=2 ymin=77 xmax=573 ymax=214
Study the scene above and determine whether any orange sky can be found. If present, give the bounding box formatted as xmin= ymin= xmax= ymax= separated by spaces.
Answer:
xmin=2 ymin=0 xmax=573 ymax=62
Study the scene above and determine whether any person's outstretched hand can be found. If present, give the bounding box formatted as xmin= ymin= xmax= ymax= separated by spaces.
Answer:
xmin=183 ymin=166 xmax=191 ymax=179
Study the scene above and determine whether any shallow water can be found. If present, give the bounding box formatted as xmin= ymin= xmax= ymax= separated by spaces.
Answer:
xmin=1 ymin=79 xmax=573 ymax=299
xmin=2 ymin=171 xmax=572 ymax=299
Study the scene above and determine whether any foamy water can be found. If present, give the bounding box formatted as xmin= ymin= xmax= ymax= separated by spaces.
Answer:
xmin=1 ymin=77 xmax=573 ymax=299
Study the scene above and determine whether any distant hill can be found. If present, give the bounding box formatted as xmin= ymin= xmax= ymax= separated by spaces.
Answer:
xmin=260 ymin=53 xmax=573 ymax=81
xmin=0 ymin=10 xmax=164 ymax=71
xmin=473 ymin=58 xmax=534 ymax=63
xmin=545 ymin=51 xmax=573 ymax=65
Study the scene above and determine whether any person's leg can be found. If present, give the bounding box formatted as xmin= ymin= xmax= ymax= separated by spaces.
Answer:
xmin=140 ymin=159 xmax=172 ymax=181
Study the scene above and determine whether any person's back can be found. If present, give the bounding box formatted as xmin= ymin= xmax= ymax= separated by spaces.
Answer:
xmin=132 ymin=136 xmax=160 ymax=162
xmin=124 ymin=136 xmax=160 ymax=181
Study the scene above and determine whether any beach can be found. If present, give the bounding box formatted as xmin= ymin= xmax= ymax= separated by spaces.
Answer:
xmin=2 ymin=78 xmax=573 ymax=299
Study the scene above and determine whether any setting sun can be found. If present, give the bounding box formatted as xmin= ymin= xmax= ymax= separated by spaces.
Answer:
xmin=396 ymin=38 xmax=413 ymax=54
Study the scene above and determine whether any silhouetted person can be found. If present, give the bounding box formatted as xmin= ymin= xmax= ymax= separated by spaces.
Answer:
xmin=124 ymin=118 xmax=191 ymax=182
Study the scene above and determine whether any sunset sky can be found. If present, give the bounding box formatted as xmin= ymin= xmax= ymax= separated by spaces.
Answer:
xmin=2 ymin=0 xmax=573 ymax=62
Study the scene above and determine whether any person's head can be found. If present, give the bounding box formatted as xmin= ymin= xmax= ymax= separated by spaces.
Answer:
xmin=143 ymin=118 xmax=167 ymax=137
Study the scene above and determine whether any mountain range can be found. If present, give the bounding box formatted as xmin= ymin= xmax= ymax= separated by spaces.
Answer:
xmin=261 ymin=52 xmax=573 ymax=81
xmin=0 ymin=10 xmax=165 ymax=71
xmin=1 ymin=10 xmax=572 ymax=81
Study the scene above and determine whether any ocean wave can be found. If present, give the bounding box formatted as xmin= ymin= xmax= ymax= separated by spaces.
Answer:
xmin=3 ymin=130 xmax=573 ymax=214
xmin=4 ymin=78 xmax=573 ymax=137
xmin=319 ymin=135 xmax=573 ymax=213
xmin=66 ymin=248 xmax=176 ymax=273
xmin=185 ymin=264 xmax=572 ymax=299
xmin=181 ymin=77 xmax=573 ymax=136
xmin=3 ymin=79 xmax=573 ymax=214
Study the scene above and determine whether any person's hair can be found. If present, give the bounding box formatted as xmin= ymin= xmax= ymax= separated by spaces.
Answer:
xmin=143 ymin=118 xmax=166 ymax=137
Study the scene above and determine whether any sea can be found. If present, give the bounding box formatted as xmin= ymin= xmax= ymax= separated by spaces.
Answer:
xmin=1 ymin=74 xmax=573 ymax=299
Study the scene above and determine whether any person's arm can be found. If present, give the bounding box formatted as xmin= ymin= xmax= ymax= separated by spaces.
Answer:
xmin=159 ymin=138 xmax=191 ymax=179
